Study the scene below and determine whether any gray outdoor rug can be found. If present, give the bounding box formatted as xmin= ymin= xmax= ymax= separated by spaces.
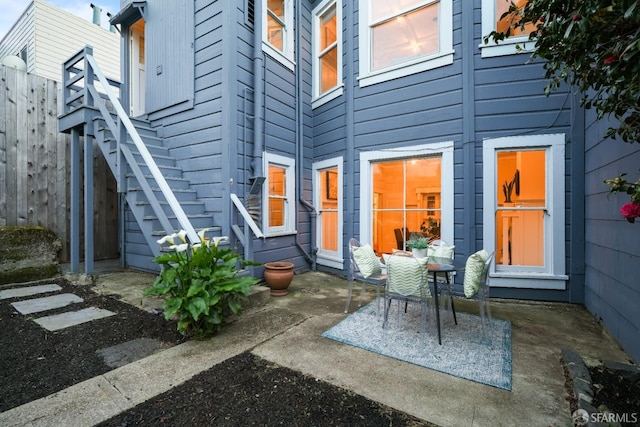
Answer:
xmin=322 ymin=300 xmax=512 ymax=390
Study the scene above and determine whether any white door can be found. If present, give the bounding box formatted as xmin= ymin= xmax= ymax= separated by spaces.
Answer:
xmin=130 ymin=19 xmax=145 ymax=116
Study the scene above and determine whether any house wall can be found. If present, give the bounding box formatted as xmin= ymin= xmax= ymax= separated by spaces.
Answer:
xmin=584 ymin=109 xmax=640 ymax=362
xmin=308 ymin=1 xmax=579 ymax=301
xmin=0 ymin=0 xmax=120 ymax=82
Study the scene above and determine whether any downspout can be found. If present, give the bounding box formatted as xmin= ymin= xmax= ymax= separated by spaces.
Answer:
xmin=295 ymin=0 xmax=317 ymax=268
xmin=252 ymin=0 xmax=264 ymax=181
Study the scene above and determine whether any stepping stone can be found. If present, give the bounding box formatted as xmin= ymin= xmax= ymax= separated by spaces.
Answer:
xmin=34 ymin=307 xmax=116 ymax=331
xmin=11 ymin=293 xmax=84 ymax=315
xmin=97 ymin=338 xmax=169 ymax=368
xmin=0 ymin=284 xmax=62 ymax=300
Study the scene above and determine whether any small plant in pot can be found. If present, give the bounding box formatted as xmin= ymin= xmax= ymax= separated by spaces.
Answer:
xmin=144 ymin=229 xmax=260 ymax=339
xmin=406 ymin=234 xmax=429 ymax=258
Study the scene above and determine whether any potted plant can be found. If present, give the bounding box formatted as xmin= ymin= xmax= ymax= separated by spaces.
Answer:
xmin=406 ymin=234 xmax=429 ymax=258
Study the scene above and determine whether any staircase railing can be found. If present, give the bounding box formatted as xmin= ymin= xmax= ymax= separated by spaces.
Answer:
xmin=230 ymin=193 xmax=263 ymax=259
xmin=62 ymin=46 xmax=199 ymax=244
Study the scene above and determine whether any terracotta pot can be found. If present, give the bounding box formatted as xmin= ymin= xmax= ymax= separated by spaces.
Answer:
xmin=263 ymin=261 xmax=294 ymax=297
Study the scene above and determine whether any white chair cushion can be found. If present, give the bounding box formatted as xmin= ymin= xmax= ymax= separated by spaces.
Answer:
xmin=383 ymin=255 xmax=430 ymax=297
xmin=352 ymin=244 xmax=382 ymax=278
xmin=428 ymin=244 xmax=455 ymax=261
xmin=463 ymin=249 xmax=490 ymax=298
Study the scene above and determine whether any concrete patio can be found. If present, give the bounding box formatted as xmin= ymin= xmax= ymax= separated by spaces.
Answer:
xmin=0 ymin=265 xmax=632 ymax=426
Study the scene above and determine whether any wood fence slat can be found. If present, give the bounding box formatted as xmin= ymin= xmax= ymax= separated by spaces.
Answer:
xmin=5 ymin=67 xmax=18 ymax=225
xmin=35 ymin=76 xmax=47 ymax=226
xmin=0 ymin=66 xmax=7 ymax=226
xmin=16 ymin=68 xmax=28 ymax=225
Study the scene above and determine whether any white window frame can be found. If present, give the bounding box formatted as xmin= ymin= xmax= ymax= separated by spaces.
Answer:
xmin=358 ymin=0 xmax=454 ymax=88
xmin=313 ymin=157 xmax=344 ymax=269
xmin=312 ymin=0 xmax=343 ymax=109
xmin=482 ymin=134 xmax=568 ymax=290
xmin=480 ymin=0 xmax=535 ymax=58
xmin=262 ymin=0 xmax=295 ymax=70
xmin=263 ymin=152 xmax=297 ymax=236
xmin=359 ymin=142 xmax=454 ymax=248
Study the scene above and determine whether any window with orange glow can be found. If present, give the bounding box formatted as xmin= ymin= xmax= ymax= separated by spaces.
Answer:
xmin=371 ymin=1 xmax=439 ymax=71
xmin=495 ymin=150 xmax=546 ymax=267
xmin=319 ymin=169 xmax=339 ymax=251
xmin=267 ymin=0 xmax=285 ymax=51
xmin=371 ymin=157 xmax=441 ymax=255
xmin=268 ymin=165 xmax=286 ymax=227
xmin=495 ymin=0 xmax=535 ymax=36
xmin=319 ymin=4 xmax=338 ymax=94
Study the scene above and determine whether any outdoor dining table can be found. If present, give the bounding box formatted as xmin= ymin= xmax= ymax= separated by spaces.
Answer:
xmin=427 ymin=257 xmax=464 ymax=345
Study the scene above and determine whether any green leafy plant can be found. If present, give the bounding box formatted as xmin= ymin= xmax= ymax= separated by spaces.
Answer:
xmin=144 ymin=229 xmax=260 ymax=339
xmin=406 ymin=233 xmax=430 ymax=250
xmin=484 ymin=0 xmax=640 ymax=210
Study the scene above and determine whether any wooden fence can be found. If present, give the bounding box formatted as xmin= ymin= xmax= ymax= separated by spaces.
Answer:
xmin=0 ymin=65 xmax=118 ymax=262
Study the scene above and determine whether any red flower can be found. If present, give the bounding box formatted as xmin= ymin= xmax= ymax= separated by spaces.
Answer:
xmin=572 ymin=14 xmax=581 ymax=21
xmin=620 ymin=202 xmax=640 ymax=223
xmin=604 ymin=55 xmax=617 ymax=65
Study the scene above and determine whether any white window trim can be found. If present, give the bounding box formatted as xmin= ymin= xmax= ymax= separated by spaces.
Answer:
xmin=263 ymin=152 xmax=297 ymax=236
xmin=262 ymin=0 xmax=295 ymax=70
xmin=480 ymin=0 xmax=535 ymax=58
xmin=312 ymin=0 xmax=343 ymax=109
xmin=482 ymin=134 xmax=568 ymax=290
xmin=313 ymin=157 xmax=344 ymax=269
xmin=358 ymin=0 xmax=454 ymax=88
xmin=359 ymin=142 xmax=454 ymax=248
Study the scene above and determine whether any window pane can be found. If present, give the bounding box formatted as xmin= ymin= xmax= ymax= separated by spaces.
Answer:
xmin=496 ymin=150 xmax=546 ymax=267
xmin=320 ymin=5 xmax=337 ymax=50
xmin=268 ymin=0 xmax=285 ymax=20
xmin=495 ymin=0 xmax=535 ymax=35
xmin=320 ymin=47 xmax=338 ymax=93
xmin=269 ymin=198 xmax=285 ymax=227
xmin=372 ymin=156 xmax=442 ymax=254
xmin=371 ymin=0 xmax=426 ymax=22
xmin=372 ymin=4 xmax=439 ymax=71
xmin=321 ymin=211 xmax=338 ymax=251
xmin=268 ymin=165 xmax=286 ymax=227
xmin=268 ymin=16 xmax=284 ymax=50
xmin=269 ymin=165 xmax=286 ymax=196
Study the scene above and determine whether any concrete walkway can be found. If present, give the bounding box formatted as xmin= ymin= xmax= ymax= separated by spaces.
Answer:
xmin=0 ymin=268 xmax=632 ymax=426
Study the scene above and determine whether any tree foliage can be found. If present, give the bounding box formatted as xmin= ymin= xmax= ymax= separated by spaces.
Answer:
xmin=485 ymin=0 xmax=640 ymax=210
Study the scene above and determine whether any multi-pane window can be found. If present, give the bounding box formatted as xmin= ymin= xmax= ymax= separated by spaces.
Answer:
xmin=495 ymin=150 xmax=546 ymax=267
xmin=495 ymin=0 xmax=534 ymax=35
xmin=312 ymin=0 xmax=342 ymax=107
xmin=481 ymin=0 xmax=535 ymax=57
xmin=264 ymin=153 xmax=296 ymax=235
xmin=370 ymin=1 xmax=439 ymax=71
xmin=313 ymin=157 xmax=343 ymax=268
xmin=263 ymin=0 xmax=294 ymax=66
xmin=267 ymin=0 xmax=285 ymax=51
xmin=482 ymin=134 xmax=567 ymax=290
xmin=371 ymin=157 xmax=442 ymax=254
xmin=359 ymin=0 xmax=453 ymax=87
xmin=319 ymin=3 xmax=338 ymax=94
